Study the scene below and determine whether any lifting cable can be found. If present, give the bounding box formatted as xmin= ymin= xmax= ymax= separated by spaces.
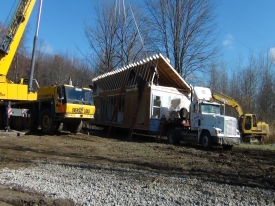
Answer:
xmin=129 ymin=3 xmax=147 ymax=58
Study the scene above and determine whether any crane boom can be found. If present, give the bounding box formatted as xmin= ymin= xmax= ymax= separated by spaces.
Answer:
xmin=212 ymin=92 xmax=244 ymax=116
xmin=0 ymin=0 xmax=36 ymax=78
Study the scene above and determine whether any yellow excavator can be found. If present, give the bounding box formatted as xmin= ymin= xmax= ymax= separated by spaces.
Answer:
xmin=212 ymin=92 xmax=269 ymax=143
xmin=0 ymin=0 xmax=95 ymax=134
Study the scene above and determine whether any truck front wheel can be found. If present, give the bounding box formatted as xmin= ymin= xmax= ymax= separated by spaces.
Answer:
xmin=200 ymin=131 xmax=212 ymax=150
xmin=40 ymin=109 xmax=56 ymax=135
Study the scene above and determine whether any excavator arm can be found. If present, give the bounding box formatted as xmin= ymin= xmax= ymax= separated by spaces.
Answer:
xmin=212 ymin=92 xmax=244 ymax=116
xmin=0 ymin=0 xmax=36 ymax=79
xmin=213 ymin=92 xmax=269 ymax=142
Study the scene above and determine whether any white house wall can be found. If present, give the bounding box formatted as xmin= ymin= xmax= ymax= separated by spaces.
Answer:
xmin=149 ymin=86 xmax=191 ymax=132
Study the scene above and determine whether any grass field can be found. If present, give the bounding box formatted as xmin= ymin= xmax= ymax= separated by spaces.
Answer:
xmin=237 ymin=143 xmax=275 ymax=150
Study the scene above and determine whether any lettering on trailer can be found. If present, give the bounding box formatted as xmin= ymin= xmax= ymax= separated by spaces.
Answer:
xmin=72 ymin=107 xmax=90 ymax=114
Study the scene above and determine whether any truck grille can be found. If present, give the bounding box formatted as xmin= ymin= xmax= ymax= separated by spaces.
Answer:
xmin=224 ymin=119 xmax=236 ymax=136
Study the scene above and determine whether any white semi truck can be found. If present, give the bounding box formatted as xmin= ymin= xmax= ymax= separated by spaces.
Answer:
xmin=165 ymin=86 xmax=241 ymax=150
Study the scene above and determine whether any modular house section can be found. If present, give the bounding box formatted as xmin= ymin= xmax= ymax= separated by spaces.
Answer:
xmin=91 ymin=53 xmax=191 ymax=133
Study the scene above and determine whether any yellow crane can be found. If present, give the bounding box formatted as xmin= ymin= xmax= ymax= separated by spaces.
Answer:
xmin=0 ymin=0 xmax=37 ymax=101
xmin=212 ymin=92 xmax=269 ymax=143
xmin=0 ymin=0 xmax=95 ymax=134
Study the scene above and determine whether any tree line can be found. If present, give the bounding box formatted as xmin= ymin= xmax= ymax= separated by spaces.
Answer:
xmin=209 ymin=55 xmax=275 ymax=128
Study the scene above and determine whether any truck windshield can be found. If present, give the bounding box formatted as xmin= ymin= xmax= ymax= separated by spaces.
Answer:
xmin=64 ymin=86 xmax=94 ymax=105
xmin=201 ymin=104 xmax=220 ymax=114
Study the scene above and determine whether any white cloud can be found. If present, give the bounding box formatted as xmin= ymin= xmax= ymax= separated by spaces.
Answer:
xmin=43 ymin=43 xmax=54 ymax=54
xmin=223 ymin=34 xmax=234 ymax=49
xmin=38 ymin=41 xmax=54 ymax=54
xmin=268 ymin=47 xmax=275 ymax=63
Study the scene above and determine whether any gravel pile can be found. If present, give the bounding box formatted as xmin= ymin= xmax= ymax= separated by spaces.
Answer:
xmin=0 ymin=163 xmax=274 ymax=205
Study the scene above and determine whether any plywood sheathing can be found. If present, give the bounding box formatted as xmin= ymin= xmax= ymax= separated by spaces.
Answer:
xmin=92 ymin=53 xmax=190 ymax=92
xmin=92 ymin=86 xmax=151 ymax=131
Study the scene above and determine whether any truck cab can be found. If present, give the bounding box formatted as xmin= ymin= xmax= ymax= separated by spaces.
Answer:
xmin=190 ymin=86 xmax=240 ymax=149
xmin=36 ymin=84 xmax=95 ymax=134
xmin=166 ymin=86 xmax=240 ymax=150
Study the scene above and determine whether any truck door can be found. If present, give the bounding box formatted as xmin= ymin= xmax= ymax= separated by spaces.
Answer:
xmin=55 ymin=86 xmax=65 ymax=113
xmin=190 ymin=101 xmax=200 ymax=128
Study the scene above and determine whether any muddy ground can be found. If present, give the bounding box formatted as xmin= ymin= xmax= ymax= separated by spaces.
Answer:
xmin=0 ymin=129 xmax=274 ymax=205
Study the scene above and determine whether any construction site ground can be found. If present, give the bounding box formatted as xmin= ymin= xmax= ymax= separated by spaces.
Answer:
xmin=0 ymin=128 xmax=274 ymax=205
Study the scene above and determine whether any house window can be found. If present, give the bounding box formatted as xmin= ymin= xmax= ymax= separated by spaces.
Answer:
xmin=152 ymin=95 xmax=161 ymax=118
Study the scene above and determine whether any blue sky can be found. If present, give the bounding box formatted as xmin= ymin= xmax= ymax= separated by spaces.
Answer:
xmin=216 ymin=0 xmax=275 ymax=65
xmin=1 ymin=0 xmax=275 ymax=65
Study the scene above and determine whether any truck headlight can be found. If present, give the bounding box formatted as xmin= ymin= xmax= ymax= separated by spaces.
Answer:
xmin=215 ymin=129 xmax=223 ymax=134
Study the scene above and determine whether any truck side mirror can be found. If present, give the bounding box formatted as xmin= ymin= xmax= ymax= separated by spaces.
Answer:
xmin=57 ymin=86 xmax=64 ymax=100
xmin=193 ymin=102 xmax=199 ymax=113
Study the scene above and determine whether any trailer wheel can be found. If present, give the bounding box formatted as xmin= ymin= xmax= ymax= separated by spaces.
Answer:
xmin=12 ymin=116 xmax=23 ymax=131
xmin=167 ymin=130 xmax=180 ymax=144
xmin=179 ymin=108 xmax=188 ymax=120
xmin=68 ymin=120 xmax=83 ymax=133
xmin=23 ymin=117 xmax=36 ymax=130
xmin=200 ymin=131 xmax=212 ymax=150
xmin=40 ymin=109 xmax=56 ymax=135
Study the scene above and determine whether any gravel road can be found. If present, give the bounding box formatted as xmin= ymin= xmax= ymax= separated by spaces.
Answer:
xmin=0 ymin=162 xmax=274 ymax=206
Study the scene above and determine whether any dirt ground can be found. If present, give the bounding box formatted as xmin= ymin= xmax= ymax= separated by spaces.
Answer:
xmin=0 ymin=129 xmax=274 ymax=205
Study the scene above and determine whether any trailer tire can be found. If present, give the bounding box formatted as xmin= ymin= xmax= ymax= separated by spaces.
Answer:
xmin=40 ymin=109 xmax=56 ymax=135
xmin=12 ymin=116 xmax=23 ymax=130
xmin=179 ymin=108 xmax=188 ymax=120
xmin=167 ymin=130 xmax=180 ymax=144
xmin=68 ymin=120 xmax=83 ymax=134
xmin=200 ymin=131 xmax=212 ymax=150
xmin=23 ymin=117 xmax=36 ymax=130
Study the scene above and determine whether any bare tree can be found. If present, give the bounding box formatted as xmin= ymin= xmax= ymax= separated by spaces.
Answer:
xmin=209 ymin=61 xmax=229 ymax=92
xmin=255 ymin=54 xmax=275 ymax=123
xmin=238 ymin=55 xmax=262 ymax=113
xmin=145 ymin=0 xmax=219 ymax=82
xmin=84 ymin=0 xmax=150 ymax=74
